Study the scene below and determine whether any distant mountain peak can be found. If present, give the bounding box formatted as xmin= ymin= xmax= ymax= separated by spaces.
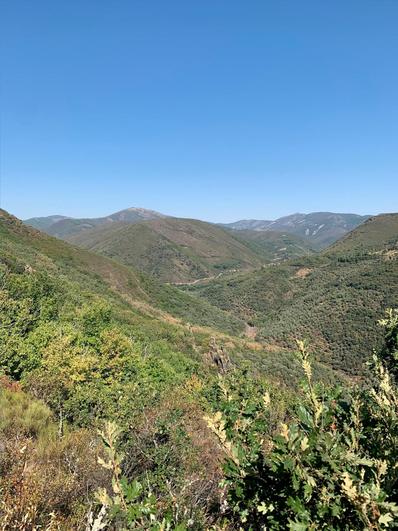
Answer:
xmin=109 ymin=207 xmax=167 ymax=222
xmin=24 ymin=207 xmax=167 ymax=238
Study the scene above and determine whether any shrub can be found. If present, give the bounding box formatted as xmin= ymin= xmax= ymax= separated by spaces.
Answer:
xmin=89 ymin=422 xmax=187 ymax=530
xmin=0 ymin=386 xmax=106 ymax=530
xmin=207 ymin=315 xmax=398 ymax=529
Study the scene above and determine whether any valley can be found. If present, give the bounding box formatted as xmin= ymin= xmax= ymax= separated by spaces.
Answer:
xmin=186 ymin=215 xmax=398 ymax=375
xmin=19 ymin=208 xmax=398 ymax=376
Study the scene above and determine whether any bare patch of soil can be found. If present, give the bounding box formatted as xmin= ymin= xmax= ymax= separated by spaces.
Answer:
xmin=295 ymin=267 xmax=312 ymax=278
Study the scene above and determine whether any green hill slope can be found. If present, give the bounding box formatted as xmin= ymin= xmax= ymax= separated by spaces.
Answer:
xmin=230 ymin=229 xmax=315 ymax=262
xmin=185 ymin=214 xmax=398 ymax=375
xmin=1 ymin=210 xmax=244 ymax=334
xmin=66 ymin=217 xmax=265 ymax=283
xmin=326 ymin=213 xmax=398 ymax=255
xmin=0 ymin=209 xmax=339 ymax=418
xmin=1 ymin=209 xmax=339 ymax=385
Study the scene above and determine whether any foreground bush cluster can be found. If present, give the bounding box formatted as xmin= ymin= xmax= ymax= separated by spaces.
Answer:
xmin=206 ymin=319 xmax=398 ymax=529
xmin=87 ymin=311 xmax=398 ymax=529
xmin=1 ymin=301 xmax=397 ymax=529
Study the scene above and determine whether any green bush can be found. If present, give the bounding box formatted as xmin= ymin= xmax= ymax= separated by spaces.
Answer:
xmin=207 ymin=314 xmax=398 ymax=529
xmin=89 ymin=422 xmax=187 ymax=530
xmin=0 ymin=386 xmax=53 ymax=438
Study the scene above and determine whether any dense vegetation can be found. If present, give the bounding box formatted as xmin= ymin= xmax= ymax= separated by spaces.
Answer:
xmin=187 ymin=215 xmax=398 ymax=375
xmin=1 ymin=264 xmax=397 ymax=528
xmin=206 ymin=313 xmax=398 ymax=529
xmin=225 ymin=229 xmax=315 ymax=263
xmin=0 ymin=210 xmax=237 ymax=528
xmin=0 ymin=210 xmax=247 ymax=335
xmin=1 ymin=209 xmax=398 ymax=529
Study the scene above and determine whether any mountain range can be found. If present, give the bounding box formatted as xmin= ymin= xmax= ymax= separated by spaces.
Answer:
xmin=220 ymin=212 xmax=370 ymax=249
xmin=24 ymin=208 xmax=370 ymax=283
xmin=26 ymin=209 xmax=369 ymax=250
xmin=66 ymin=217 xmax=264 ymax=284
xmin=13 ymin=206 xmax=398 ymax=376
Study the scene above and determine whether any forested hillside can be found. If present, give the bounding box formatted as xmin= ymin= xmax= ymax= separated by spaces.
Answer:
xmin=2 ymin=210 xmax=247 ymax=334
xmin=186 ymin=214 xmax=398 ymax=375
xmin=230 ymin=229 xmax=315 ymax=262
xmin=65 ymin=217 xmax=265 ymax=283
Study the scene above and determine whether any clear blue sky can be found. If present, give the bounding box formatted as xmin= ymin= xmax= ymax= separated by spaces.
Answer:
xmin=1 ymin=1 xmax=397 ymax=222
